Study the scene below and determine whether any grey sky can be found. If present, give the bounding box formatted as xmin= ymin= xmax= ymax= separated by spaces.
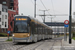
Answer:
xmin=18 ymin=0 xmax=75 ymax=22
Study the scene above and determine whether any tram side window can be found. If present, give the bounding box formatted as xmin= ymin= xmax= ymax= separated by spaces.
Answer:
xmin=43 ymin=27 xmax=45 ymax=34
xmin=42 ymin=26 xmax=43 ymax=34
xmin=38 ymin=24 xmax=42 ymax=34
xmin=44 ymin=28 xmax=46 ymax=35
xmin=37 ymin=24 xmax=39 ymax=34
xmin=31 ymin=22 xmax=33 ymax=34
xmin=43 ymin=27 xmax=44 ymax=34
xmin=49 ymin=30 xmax=51 ymax=35
xmin=31 ymin=22 xmax=37 ymax=34
xmin=48 ymin=29 xmax=50 ymax=35
xmin=45 ymin=28 xmax=47 ymax=35
xmin=50 ymin=30 xmax=52 ymax=35
xmin=35 ymin=23 xmax=37 ymax=34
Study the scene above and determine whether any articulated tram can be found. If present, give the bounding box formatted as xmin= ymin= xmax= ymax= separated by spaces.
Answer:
xmin=12 ymin=15 xmax=53 ymax=43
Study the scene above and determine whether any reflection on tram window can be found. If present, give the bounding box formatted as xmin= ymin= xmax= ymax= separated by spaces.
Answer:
xmin=14 ymin=21 xmax=29 ymax=33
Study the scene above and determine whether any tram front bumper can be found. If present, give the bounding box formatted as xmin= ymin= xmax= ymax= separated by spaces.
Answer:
xmin=13 ymin=37 xmax=32 ymax=42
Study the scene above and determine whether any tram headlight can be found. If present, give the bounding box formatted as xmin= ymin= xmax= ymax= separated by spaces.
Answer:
xmin=28 ymin=34 xmax=29 ymax=36
xmin=13 ymin=34 xmax=15 ymax=36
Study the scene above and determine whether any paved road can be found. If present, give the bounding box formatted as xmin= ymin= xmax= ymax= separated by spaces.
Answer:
xmin=0 ymin=37 xmax=12 ymax=42
xmin=0 ymin=36 xmax=64 ymax=50
xmin=0 ymin=37 xmax=8 ymax=42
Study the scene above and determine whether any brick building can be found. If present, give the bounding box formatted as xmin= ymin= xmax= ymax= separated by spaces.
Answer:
xmin=8 ymin=9 xmax=16 ymax=32
xmin=0 ymin=0 xmax=19 ymax=33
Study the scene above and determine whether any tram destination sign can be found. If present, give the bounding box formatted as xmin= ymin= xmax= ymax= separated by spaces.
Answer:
xmin=16 ymin=18 xmax=27 ymax=21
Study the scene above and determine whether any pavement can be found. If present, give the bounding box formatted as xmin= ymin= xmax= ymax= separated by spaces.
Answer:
xmin=0 ymin=37 xmax=12 ymax=42
xmin=61 ymin=37 xmax=75 ymax=50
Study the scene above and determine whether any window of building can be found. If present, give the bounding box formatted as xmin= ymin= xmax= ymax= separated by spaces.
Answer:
xmin=10 ymin=3 xmax=14 ymax=6
xmin=0 ymin=11 xmax=1 ymax=15
xmin=12 ymin=14 xmax=13 ymax=17
xmin=16 ymin=12 xmax=18 ymax=15
xmin=2 ymin=8 xmax=4 ymax=12
xmin=0 ymin=18 xmax=1 ymax=22
xmin=5 ymin=22 xmax=7 ymax=27
xmin=2 ymin=29 xmax=4 ymax=32
xmin=8 ymin=13 xmax=9 ymax=16
xmin=5 ymin=29 xmax=7 ymax=32
xmin=14 ymin=14 xmax=15 ymax=16
xmin=2 ymin=1 xmax=6 ymax=4
xmin=17 ymin=8 xmax=18 ymax=10
xmin=0 ymin=25 xmax=1 ymax=28
xmin=2 ymin=22 xmax=4 ymax=25
xmin=2 ymin=15 xmax=4 ymax=20
xmin=2 ymin=8 xmax=7 ymax=12
xmin=5 ymin=15 xmax=7 ymax=19
xmin=10 ymin=0 xmax=14 ymax=2
xmin=4 ymin=9 xmax=7 ymax=12
xmin=10 ymin=7 xmax=13 ymax=10
xmin=6 ymin=9 xmax=7 ymax=12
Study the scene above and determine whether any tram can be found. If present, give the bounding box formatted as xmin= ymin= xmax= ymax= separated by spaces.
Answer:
xmin=12 ymin=15 xmax=53 ymax=43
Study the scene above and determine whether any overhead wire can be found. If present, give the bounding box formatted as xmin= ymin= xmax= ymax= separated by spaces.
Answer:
xmin=50 ymin=0 xmax=67 ymax=15
xmin=40 ymin=0 xmax=51 ymax=15
xmin=51 ymin=0 xmax=56 ymax=17
xmin=30 ymin=0 xmax=44 ymax=22
xmin=30 ymin=0 xmax=43 ymax=9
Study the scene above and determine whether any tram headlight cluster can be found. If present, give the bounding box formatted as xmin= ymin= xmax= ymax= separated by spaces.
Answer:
xmin=13 ymin=34 xmax=15 ymax=36
xmin=28 ymin=34 xmax=29 ymax=36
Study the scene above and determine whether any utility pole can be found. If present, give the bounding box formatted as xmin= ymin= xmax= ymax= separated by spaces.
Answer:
xmin=39 ymin=10 xmax=48 ymax=23
xmin=48 ymin=17 xmax=55 ymax=27
xmin=34 ymin=0 xmax=36 ymax=18
xmin=48 ymin=17 xmax=55 ymax=23
xmin=69 ymin=0 xmax=72 ymax=44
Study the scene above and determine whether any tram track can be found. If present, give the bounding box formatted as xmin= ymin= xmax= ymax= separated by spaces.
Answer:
xmin=0 ymin=37 xmax=63 ymax=50
xmin=17 ymin=39 xmax=63 ymax=50
xmin=17 ymin=40 xmax=45 ymax=50
xmin=49 ymin=39 xmax=62 ymax=50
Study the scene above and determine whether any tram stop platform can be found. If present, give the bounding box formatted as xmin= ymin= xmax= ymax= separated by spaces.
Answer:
xmin=61 ymin=37 xmax=75 ymax=50
xmin=53 ymin=36 xmax=75 ymax=50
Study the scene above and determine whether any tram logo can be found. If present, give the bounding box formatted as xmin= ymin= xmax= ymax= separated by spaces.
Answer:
xmin=16 ymin=18 xmax=27 ymax=20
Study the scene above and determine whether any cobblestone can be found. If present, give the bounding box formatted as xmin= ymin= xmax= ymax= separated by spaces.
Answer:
xmin=0 ymin=42 xmax=26 ymax=50
xmin=0 ymin=36 xmax=68 ymax=50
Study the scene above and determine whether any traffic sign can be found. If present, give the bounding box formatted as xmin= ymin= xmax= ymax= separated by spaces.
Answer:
xmin=64 ymin=20 xmax=69 ymax=25
xmin=64 ymin=24 xmax=69 ymax=27
xmin=7 ymin=31 xmax=10 ymax=34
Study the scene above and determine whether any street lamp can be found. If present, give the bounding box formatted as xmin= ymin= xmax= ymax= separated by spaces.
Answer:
xmin=69 ymin=0 xmax=72 ymax=44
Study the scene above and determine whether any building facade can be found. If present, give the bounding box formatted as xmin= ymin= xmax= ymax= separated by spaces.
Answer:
xmin=0 ymin=0 xmax=10 ymax=9
xmin=8 ymin=9 xmax=16 ymax=32
xmin=0 ymin=4 xmax=8 ymax=33
xmin=0 ymin=0 xmax=19 ymax=33
xmin=0 ymin=0 xmax=19 ymax=14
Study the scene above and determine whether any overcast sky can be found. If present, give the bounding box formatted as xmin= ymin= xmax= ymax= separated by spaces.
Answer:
xmin=18 ymin=0 xmax=75 ymax=22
